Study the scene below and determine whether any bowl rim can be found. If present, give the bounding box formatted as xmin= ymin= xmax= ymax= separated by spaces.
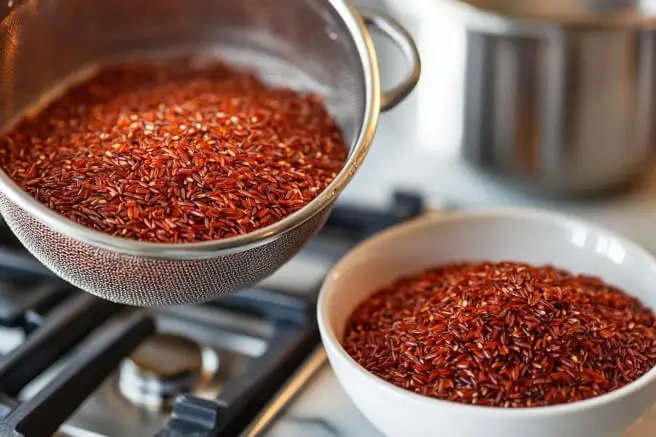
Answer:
xmin=317 ymin=207 xmax=656 ymax=417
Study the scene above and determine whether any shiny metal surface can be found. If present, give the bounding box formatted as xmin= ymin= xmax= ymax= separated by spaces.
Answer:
xmin=117 ymin=333 xmax=219 ymax=411
xmin=0 ymin=0 xmax=420 ymax=305
xmin=456 ymin=0 xmax=656 ymax=25
xmin=241 ymin=347 xmax=327 ymax=437
xmin=361 ymin=8 xmax=421 ymax=110
xmin=454 ymin=0 xmax=656 ymax=195
xmin=17 ymin=305 xmax=269 ymax=437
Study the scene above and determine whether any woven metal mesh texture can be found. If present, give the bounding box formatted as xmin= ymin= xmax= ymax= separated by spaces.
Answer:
xmin=1 ymin=194 xmax=332 ymax=306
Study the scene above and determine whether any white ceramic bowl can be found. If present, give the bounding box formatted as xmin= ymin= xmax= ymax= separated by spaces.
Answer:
xmin=317 ymin=208 xmax=656 ymax=437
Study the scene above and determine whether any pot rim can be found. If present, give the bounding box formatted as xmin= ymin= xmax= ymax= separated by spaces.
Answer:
xmin=450 ymin=0 xmax=656 ymax=36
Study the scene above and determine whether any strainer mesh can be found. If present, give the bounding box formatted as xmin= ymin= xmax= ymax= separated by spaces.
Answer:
xmin=0 ymin=193 xmax=332 ymax=306
xmin=0 ymin=0 xmax=368 ymax=305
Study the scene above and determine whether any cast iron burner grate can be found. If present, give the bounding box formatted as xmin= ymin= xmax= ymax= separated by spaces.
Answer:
xmin=0 ymin=192 xmax=424 ymax=437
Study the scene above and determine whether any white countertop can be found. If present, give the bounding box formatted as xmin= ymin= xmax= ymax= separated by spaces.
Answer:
xmin=264 ymin=364 xmax=656 ymax=437
xmin=258 ymin=131 xmax=656 ymax=437
xmin=264 ymin=363 xmax=382 ymax=437
xmin=256 ymin=120 xmax=656 ymax=437
xmin=257 ymin=111 xmax=656 ymax=436
xmin=259 ymin=0 xmax=656 ymax=435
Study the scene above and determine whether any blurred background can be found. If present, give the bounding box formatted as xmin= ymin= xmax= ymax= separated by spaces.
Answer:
xmin=344 ymin=0 xmax=656 ymax=252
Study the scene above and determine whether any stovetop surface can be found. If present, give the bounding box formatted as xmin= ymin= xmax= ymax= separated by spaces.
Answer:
xmin=0 ymin=192 xmax=424 ymax=437
xmin=0 ymin=285 xmax=316 ymax=437
xmin=24 ymin=303 xmax=272 ymax=437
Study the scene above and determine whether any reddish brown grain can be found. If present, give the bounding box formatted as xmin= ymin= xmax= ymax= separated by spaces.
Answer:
xmin=342 ymin=261 xmax=656 ymax=408
xmin=0 ymin=57 xmax=347 ymax=243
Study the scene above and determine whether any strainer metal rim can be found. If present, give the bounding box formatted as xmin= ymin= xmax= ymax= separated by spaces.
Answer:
xmin=0 ymin=0 xmax=381 ymax=260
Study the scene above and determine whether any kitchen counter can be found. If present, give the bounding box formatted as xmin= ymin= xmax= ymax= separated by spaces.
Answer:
xmin=258 ymin=51 xmax=656 ymax=437
xmin=255 ymin=115 xmax=656 ymax=436
xmin=261 ymin=0 xmax=656 ymax=435
xmin=264 ymin=360 xmax=656 ymax=437
xmin=264 ymin=362 xmax=382 ymax=437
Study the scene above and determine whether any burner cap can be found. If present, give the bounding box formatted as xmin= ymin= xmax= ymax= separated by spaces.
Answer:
xmin=118 ymin=333 xmax=208 ymax=410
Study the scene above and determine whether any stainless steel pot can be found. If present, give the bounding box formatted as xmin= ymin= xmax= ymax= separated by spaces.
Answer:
xmin=456 ymin=1 xmax=656 ymax=196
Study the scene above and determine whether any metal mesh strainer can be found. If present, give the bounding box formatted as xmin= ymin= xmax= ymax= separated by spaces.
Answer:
xmin=0 ymin=0 xmax=420 ymax=306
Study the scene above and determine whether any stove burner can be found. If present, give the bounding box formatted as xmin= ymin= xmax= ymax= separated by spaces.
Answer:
xmin=0 ymin=191 xmax=424 ymax=437
xmin=118 ymin=333 xmax=217 ymax=411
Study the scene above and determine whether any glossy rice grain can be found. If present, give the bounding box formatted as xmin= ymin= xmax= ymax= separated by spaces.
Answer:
xmin=0 ymin=57 xmax=348 ymax=243
xmin=342 ymin=261 xmax=656 ymax=408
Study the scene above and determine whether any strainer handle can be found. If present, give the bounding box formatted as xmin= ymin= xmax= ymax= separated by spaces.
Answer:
xmin=358 ymin=8 xmax=421 ymax=112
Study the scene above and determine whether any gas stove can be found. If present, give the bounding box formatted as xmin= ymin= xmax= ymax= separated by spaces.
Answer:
xmin=0 ymin=192 xmax=424 ymax=437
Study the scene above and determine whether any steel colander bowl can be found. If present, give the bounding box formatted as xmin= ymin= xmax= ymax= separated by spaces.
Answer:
xmin=0 ymin=0 xmax=420 ymax=306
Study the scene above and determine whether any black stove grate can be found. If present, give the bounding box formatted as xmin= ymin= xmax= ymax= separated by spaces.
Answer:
xmin=0 ymin=192 xmax=424 ymax=437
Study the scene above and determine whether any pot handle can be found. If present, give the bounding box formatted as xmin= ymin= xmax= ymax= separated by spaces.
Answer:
xmin=358 ymin=8 xmax=421 ymax=112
